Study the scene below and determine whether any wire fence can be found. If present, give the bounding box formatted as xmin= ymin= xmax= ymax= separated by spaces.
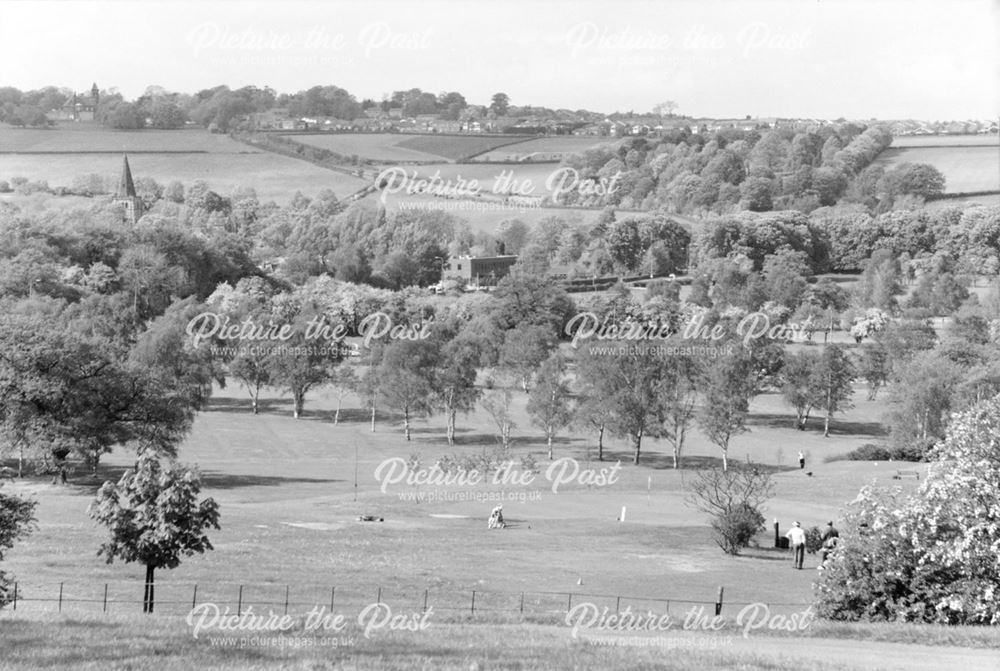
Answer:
xmin=5 ymin=579 xmax=812 ymax=620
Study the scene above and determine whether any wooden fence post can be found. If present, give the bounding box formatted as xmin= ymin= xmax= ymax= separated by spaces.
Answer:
xmin=715 ymin=586 xmax=724 ymax=616
xmin=284 ymin=586 xmax=289 ymax=616
xmin=377 ymin=586 xmax=382 ymax=603
xmin=58 ymin=583 xmax=63 ymax=613
xmin=103 ymin=584 xmax=108 ymax=613
xmin=237 ymin=585 xmax=243 ymax=617
xmin=519 ymin=592 xmax=524 ymax=614
xmin=423 ymin=589 xmax=428 ymax=612
xmin=567 ymin=593 xmax=572 ymax=612
xmin=615 ymin=596 xmax=620 ymax=613
xmin=330 ymin=587 xmax=335 ymax=612
xmin=192 ymin=584 xmax=198 ymax=610
xmin=12 ymin=582 xmax=17 ymax=611
xmin=471 ymin=590 xmax=476 ymax=615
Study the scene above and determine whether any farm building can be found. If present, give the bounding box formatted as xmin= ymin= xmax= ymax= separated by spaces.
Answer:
xmin=443 ymin=255 xmax=518 ymax=287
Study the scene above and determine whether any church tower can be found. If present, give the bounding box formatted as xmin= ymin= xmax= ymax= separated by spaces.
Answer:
xmin=113 ymin=154 xmax=144 ymax=225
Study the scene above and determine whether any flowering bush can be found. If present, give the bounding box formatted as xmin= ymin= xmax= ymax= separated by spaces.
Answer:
xmin=814 ymin=395 xmax=1000 ymax=624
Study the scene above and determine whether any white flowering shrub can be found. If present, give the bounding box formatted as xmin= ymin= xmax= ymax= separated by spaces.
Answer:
xmin=814 ymin=395 xmax=1000 ymax=624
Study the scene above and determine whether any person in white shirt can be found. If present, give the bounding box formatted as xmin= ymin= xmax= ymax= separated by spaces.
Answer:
xmin=786 ymin=521 xmax=806 ymax=569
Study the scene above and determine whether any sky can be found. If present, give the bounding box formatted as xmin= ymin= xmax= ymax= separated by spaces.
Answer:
xmin=0 ymin=0 xmax=997 ymax=120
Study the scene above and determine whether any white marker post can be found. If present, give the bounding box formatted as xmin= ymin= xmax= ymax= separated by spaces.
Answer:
xmin=619 ymin=506 xmax=627 ymax=522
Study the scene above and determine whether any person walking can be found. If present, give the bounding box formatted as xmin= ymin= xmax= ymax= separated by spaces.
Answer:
xmin=798 ymin=451 xmax=805 ymax=469
xmin=786 ymin=521 xmax=806 ymax=569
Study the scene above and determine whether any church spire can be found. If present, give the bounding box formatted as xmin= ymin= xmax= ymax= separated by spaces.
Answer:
xmin=117 ymin=154 xmax=136 ymax=198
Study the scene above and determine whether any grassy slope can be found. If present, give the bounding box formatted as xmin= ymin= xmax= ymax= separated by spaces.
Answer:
xmin=877 ymin=145 xmax=1000 ymax=193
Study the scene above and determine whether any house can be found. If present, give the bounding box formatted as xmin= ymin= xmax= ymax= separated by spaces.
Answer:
xmin=442 ymin=255 xmax=518 ymax=288
xmin=48 ymin=83 xmax=99 ymax=122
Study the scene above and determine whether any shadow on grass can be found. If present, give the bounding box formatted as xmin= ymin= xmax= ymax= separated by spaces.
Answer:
xmin=41 ymin=462 xmax=341 ymax=495
xmin=203 ymin=396 xmax=286 ymax=415
xmin=747 ymin=412 xmax=887 ymax=437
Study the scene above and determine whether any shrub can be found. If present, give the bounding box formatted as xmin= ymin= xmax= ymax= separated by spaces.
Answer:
xmin=0 ymin=481 xmax=37 ymax=609
xmin=710 ymin=503 xmax=766 ymax=555
xmin=843 ymin=443 xmax=893 ymax=461
xmin=815 ymin=395 xmax=1000 ymax=624
xmin=805 ymin=526 xmax=824 ymax=554
xmin=686 ymin=464 xmax=775 ymax=556
xmin=839 ymin=442 xmax=929 ymax=462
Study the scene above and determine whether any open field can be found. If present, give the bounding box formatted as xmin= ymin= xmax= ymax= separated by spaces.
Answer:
xmin=395 ymin=134 xmax=531 ymax=161
xmin=286 ymin=133 xmax=453 ymax=162
xmin=0 ymin=152 xmax=368 ymax=204
xmin=0 ymin=126 xmax=252 ymax=153
xmin=285 ymin=133 xmax=532 ymax=163
xmin=877 ymin=145 xmax=1000 ymax=193
xmin=891 ymin=134 xmax=999 ymax=148
xmin=472 ymin=136 xmax=622 ymax=162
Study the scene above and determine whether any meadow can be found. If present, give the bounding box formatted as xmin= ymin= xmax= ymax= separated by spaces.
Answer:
xmin=878 ymin=144 xmax=1000 ymax=193
xmin=0 ymin=151 xmax=368 ymax=205
xmin=0 ymin=126 xmax=250 ymax=153
xmin=471 ymin=136 xmax=622 ymax=162
xmin=285 ymin=133 xmax=533 ymax=163
xmin=890 ymin=134 xmax=999 ymax=148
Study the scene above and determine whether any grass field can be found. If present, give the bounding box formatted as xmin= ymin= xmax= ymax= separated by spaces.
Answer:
xmin=878 ymin=145 xmax=1000 ymax=193
xmin=0 ymin=126 xmax=251 ymax=153
xmin=0 ymin=152 xmax=368 ymax=204
xmin=891 ymin=134 xmax=999 ymax=148
xmin=285 ymin=133 xmax=532 ymax=163
xmin=395 ymin=134 xmax=531 ymax=161
xmin=472 ymin=137 xmax=622 ymax=162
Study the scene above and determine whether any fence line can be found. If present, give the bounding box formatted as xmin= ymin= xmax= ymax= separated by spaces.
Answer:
xmin=6 ymin=579 xmax=812 ymax=619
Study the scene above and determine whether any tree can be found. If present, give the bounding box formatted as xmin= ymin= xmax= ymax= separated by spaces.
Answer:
xmin=661 ymin=346 xmax=701 ymax=469
xmin=885 ymin=350 xmax=962 ymax=452
xmin=808 ymin=278 xmax=850 ymax=342
xmin=815 ymin=345 xmax=856 ymax=437
xmin=0 ymin=478 xmax=36 ymax=607
xmin=498 ymin=323 xmax=556 ymax=392
xmin=435 ymin=335 xmax=481 ymax=445
xmin=266 ymin=302 xmax=341 ymax=419
xmin=698 ymin=351 xmax=757 ymax=470
xmin=578 ymin=343 xmax=669 ymax=465
xmin=685 ymin=464 xmax=774 ymax=555
xmin=489 ymin=92 xmax=509 ymax=116
xmin=574 ymin=347 xmax=619 ymax=461
xmin=377 ymin=339 xmax=439 ymax=441
xmin=762 ymin=249 xmax=811 ymax=311
xmin=0 ymin=315 xmax=196 ymax=478
xmin=481 ymin=383 xmax=515 ymax=450
xmin=878 ymin=162 xmax=946 ymax=203
xmin=328 ymin=363 xmax=357 ymax=425
xmin=857 ymin=342 xmax=890 ymax=401
xmin=780 ymin=350 xmax=824 ymax=429
xmin=89 ymin=453 xmax=219 ymax=613
xmin=528 ymin=355 xmax=573 ymax=459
